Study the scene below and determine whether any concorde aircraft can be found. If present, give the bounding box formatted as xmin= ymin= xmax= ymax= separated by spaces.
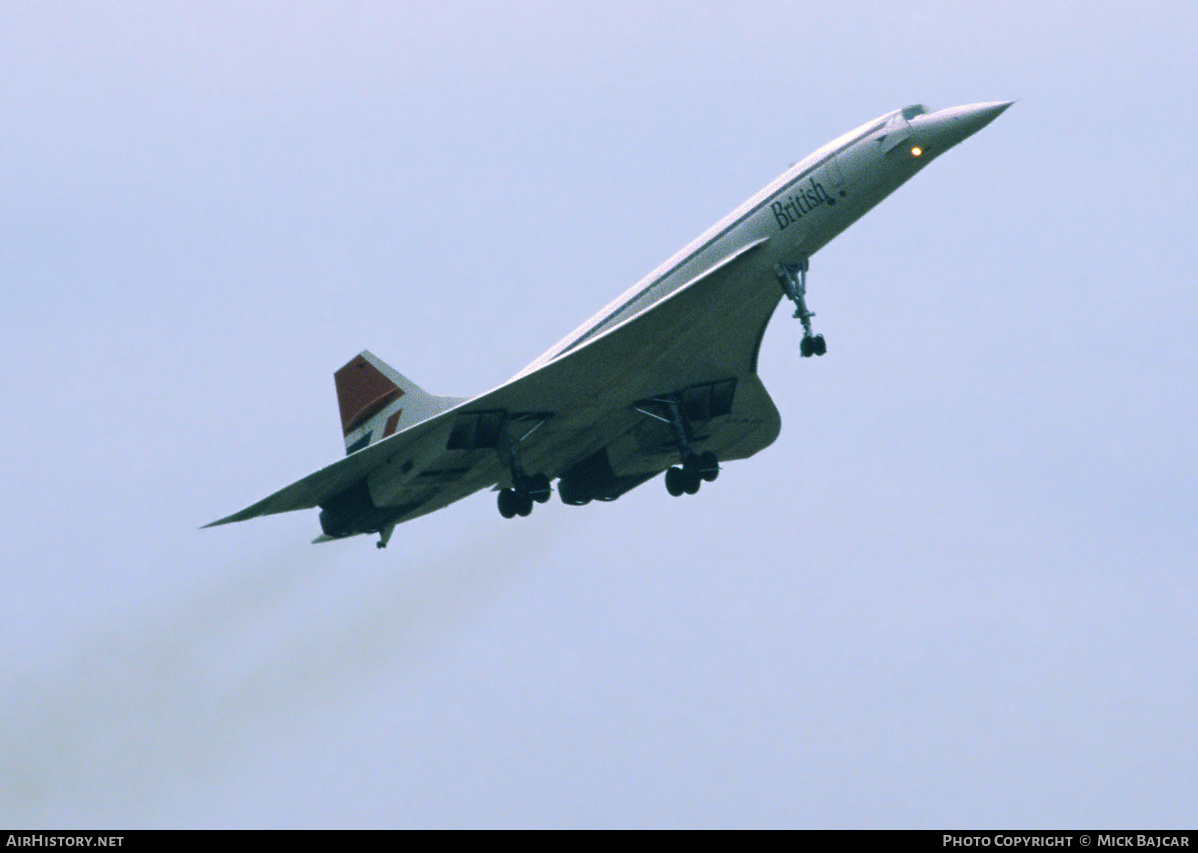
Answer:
xmin=206 ymin=101 xmax=1012 ymax=548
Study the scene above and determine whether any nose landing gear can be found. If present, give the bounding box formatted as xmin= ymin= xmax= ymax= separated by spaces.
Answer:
xmin=776 ymin=259 xmax=826 ymax=358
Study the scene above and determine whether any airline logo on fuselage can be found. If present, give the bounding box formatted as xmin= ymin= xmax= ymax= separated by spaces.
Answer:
xmin=771 ymin=176 xmax=837 ymax=230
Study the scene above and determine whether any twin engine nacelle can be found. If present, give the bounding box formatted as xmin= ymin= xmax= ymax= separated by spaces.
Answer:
xmin=318 ymin=479 xmax=408 ymax=539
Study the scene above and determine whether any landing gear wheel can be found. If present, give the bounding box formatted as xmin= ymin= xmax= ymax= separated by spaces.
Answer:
xmin=498 ymin=488 xmax=519 ymax=519
xmin=682 ymin=468 xmax=701 ymax=495
xmin=695 ymin=451 xmax=719 ymax=482
xmin=801 ymin=334 xmax=827 ymax=357
xmin=515 ymin=492 xmax=534 ymax=517
xmin=665 ymin=466 xmax=686 ymax=497
xmin=375 ymin=524 xmax=396 ymax=549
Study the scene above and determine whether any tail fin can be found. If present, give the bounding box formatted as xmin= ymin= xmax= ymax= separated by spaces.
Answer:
xmin=334 ymin=350 xmax=465 ymax=455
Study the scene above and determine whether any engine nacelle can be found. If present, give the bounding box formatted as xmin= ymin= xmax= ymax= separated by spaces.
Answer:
xmin=318 ymin=478 xmax=412 ymax=538
xmin=558 ymin=449 xmax=655 ymax=505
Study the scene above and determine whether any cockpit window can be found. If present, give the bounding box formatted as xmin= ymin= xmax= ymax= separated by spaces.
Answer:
xmin=901 ymin=104 xmax=930 ymax=120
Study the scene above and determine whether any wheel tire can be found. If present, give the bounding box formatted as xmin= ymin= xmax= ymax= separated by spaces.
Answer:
xmin=801 ymin=336 xmax=814 ymax=358
xmin=516 ymin=492 xmax=534 ymax=517
xmin=682 ymin=468 xmax=701 ymax=495
xmin=813 ymin=334 xmax=826 ymax=356
xmin=498 ymin=489 xmax=518 ymax=519
xmin=665 ymin=466 xmax=686 ymax=497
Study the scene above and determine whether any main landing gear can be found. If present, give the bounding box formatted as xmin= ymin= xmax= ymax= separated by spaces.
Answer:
xmin=653 ymin=396 xmax=720 ymax=498
xmin=495 ymin=416 xmax=552 ymax=520
xmin=776 ymin=259 xmax=826 ymax=358
xmin=664 ymin=452 xmax=719 ymax=497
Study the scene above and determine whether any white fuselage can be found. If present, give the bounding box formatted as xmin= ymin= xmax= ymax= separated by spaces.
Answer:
xmin=518 ymin=101 xmax=1011 ymax=379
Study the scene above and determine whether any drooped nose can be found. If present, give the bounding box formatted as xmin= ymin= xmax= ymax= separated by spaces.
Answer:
xmin=918 ymin=101 xmax=1014 ymax=150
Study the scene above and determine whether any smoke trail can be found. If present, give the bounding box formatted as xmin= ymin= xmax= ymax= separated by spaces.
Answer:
xmin=1 ymin=517 xmax=560 ymax=825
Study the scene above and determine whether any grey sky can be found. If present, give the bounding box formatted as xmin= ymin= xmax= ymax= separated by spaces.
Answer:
xmin=2 ymin=1 xmax=1195 ymax=828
